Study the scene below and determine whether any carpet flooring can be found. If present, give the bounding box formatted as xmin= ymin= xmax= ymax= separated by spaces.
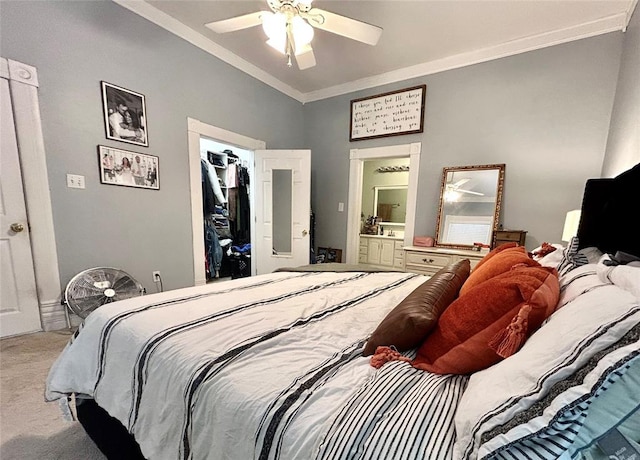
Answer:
xmin=0 ymin=331 xmax=105 ymax=460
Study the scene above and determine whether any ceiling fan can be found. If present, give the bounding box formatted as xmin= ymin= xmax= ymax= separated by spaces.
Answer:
xmin=445 ymin=178 xmax=484 ymax=201
xmin=204 ymin=0 xmax=383 ymax=70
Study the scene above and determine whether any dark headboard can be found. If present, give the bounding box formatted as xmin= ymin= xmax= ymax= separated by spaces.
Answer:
xmin=577 ymin=162 xmax=640 ymax=258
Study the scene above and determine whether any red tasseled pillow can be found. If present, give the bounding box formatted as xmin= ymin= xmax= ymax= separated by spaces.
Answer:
xmin=371 ymin=265 xmax=559 ymax=375
xmin=459 ymin=243 xmax=540 ymax=296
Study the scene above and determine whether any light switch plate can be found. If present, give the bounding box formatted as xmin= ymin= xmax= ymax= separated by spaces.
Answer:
xmin=67 ymin=174 xmax=85 ymax=189
xmin=338 ymin=202 xmax=344 ymax=212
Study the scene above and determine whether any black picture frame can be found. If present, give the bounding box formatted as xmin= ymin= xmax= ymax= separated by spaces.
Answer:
xmin=350 ymin=84 xmax=426 ymax=142
xmin=101 ymin=81 xmax=148 ymax=147
xmin=98 ymin=145 xmax=159 ymax=190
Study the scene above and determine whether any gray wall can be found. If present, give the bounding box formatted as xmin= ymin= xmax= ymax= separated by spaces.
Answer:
xmin=1 ymin=1 xmax=305 ymax=291
xmin=305 ymin=34 xmax=622 ymax=252
xmin=603 ymin=7 xmax=640 ymax=177
xmin=1 ymin=0 xmax=630 ymax=297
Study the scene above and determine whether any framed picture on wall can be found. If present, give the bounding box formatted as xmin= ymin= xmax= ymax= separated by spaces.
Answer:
xmin=98 ymin=145 xmax=159 ymax=190
xmin=101 ymin=81 xmax=148 ymax=147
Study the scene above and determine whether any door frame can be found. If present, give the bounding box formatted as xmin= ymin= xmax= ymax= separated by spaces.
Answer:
xmin=345 ymin=142 xmax=421 ymax=264
xmin=187 ymin=118 xmax=264 ymax=285
xmin=1 ymin=58 xmax=61 ymax=331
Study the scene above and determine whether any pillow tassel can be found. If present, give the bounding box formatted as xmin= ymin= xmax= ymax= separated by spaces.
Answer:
xmin=370 ymin=346 xmax=411 ymax=369
xmin=488 ymin=304 xmax=532 ymax=358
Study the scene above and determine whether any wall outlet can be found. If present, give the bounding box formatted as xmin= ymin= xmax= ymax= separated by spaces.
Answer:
xmin=66 ymin=174 xmax=85 ymax=189
xmin=338 ymin=202 xmax=344 ymax=212
xmin=152 ymin=271 xmax=161 ymax=281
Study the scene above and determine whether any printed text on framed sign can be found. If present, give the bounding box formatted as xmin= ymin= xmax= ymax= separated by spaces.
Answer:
xmin=350 ymin=85 xmax=426 ymax=141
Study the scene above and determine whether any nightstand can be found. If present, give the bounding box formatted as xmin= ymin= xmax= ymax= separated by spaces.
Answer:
xmin=493 ymin=230 xmax=527 ymax=248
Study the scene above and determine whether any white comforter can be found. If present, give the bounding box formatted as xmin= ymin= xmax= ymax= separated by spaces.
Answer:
xmin=46 ymin=271 xmax=468 ymax=460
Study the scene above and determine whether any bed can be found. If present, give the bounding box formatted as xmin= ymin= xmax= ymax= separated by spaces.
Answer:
xmin=45 ymin=163 xmax=640 ymax=460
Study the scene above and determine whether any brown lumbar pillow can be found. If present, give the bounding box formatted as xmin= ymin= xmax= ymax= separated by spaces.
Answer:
xmin=362 ymin=259 xmax=471 ymax=356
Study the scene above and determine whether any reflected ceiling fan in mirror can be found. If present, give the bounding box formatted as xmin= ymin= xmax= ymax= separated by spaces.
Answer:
xmin=204 ymin=0 xmax=383 ymax=70
xmin=445 ymin=178 xmax=484 ymax=201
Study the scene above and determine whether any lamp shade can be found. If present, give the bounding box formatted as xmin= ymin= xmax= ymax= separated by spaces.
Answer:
xmin=562 ymin=210 xmax=581 ymax=242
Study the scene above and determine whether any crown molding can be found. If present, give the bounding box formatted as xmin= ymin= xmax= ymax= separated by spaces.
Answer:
xmin=115 ymin=1 xmax=629 ymax=104
xmin=303 ymin=12 xmax=628 ymax=102
xmin=113 ymin=0 xmax=305 ymax=102
xmin=624 ymin=0 xmax=639 ymax=30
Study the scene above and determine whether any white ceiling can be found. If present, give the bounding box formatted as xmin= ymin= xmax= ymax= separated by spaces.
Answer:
xmin=116 ymin=0 xmax=637 ymax=102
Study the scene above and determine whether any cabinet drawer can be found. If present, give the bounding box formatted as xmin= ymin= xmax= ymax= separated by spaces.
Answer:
xmin=495 ymin=231 xmax=522 ymax=241
xmin=493 ymin=230 xmax=527 ymax=248
xmin=405 ymin=251 xmax=453 ymax=268
xmin=358 ymin=254 xmax=368 ymax=263
xmin=359 ymin=245 xmax=368 ymax=255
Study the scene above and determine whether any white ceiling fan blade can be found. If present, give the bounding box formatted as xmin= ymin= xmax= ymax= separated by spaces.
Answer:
xmin=295 ymin=44 xmax=316 ymax=70
xmin=452 ymin=178 xmax=471 ymax=187
xmin=205 ymin=11 xmax=264 ymax=34
xmin=458 ymin=189 xmax=484 ymax=196
xmin=302 ymin=8 xmax=382 ymax=46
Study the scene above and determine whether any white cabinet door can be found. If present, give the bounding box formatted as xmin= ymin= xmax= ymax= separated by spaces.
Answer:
xmin=367 ymin=239 xmax=381 ymax=265
xmin=254 ymin=150 xmax=311 ymax=275
xmin=380 ymin=240 xmax=395 ymax=266
xmin=0 ymin=77 xmax=41 ymax=337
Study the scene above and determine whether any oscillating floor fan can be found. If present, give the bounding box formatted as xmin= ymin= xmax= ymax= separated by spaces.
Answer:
xmin=63 ymin=267 xmax=145 ymax=325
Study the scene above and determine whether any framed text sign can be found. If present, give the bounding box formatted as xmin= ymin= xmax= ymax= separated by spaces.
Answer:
xmin=350 ymin=84 xmax=426 ymax=141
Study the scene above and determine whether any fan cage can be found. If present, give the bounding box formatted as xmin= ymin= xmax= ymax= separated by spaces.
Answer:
xmin=64 ymin=267 xmax=145 ymax=319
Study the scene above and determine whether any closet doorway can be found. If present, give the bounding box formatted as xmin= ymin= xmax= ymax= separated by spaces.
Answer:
xmin=345 ymin=142 xmax=422 ymax=265
xmin=188 ymin=118 xmax=262 ymax=285
xmin=187 ymin=118 xmax=312 ymax=285
xmin=200 ymin=137 xmax=254 ymax=282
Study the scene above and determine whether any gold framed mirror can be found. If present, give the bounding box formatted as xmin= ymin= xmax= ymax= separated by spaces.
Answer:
xmin=435 ymin=164 xmax=505 ymax=249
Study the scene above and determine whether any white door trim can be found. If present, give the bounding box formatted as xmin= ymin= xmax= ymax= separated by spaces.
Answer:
xmin=187 ymin=118 xmax=265 ymax=285
xmin=345 ymin=142 xmax=421 ymax=264
xmin=1 ymin=58 xmax=62 ymax=331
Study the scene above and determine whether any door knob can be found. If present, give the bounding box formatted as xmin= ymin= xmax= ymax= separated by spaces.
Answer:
xmin=302 ymin=230 xmax=308 ymax=236
xmin=10 ymin=223 xmax=25 ymax=233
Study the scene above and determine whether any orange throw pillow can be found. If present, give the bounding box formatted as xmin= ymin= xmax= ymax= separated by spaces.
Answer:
xmin=370 ymin=265 xmax=559 ymax=375
xmin=460 ymin=243 xmax=539 ymax=296
xmin=362 ymin=259 xmax=470 ymax=356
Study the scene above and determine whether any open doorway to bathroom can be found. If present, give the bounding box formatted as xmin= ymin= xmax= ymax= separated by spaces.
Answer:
xmin=345 ymin=143 xmax=421 ymax=265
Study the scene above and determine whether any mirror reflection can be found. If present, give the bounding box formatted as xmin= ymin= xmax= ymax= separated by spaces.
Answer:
xmin=374 ymin=186 xmax=408 ymax=224
xmin=272 ymin=169 xmax=292 ymax=254
xmin=435 ymin=164 xmax=505 ymax=248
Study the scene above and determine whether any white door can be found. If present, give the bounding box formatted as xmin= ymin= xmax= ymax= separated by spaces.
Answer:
xmin=0 ymin=76 xmax=41 ymax=337
xmin=254 ymin=150 xmax=311 ymax=275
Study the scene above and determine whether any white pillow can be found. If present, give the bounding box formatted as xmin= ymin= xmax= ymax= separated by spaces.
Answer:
xmin=597 ymin=254 xmax=640 ymax=299
xmin=454 ymin=282 xmax=640 ymax=459
xmin=557 ymin=263 xmax=609 ymax=309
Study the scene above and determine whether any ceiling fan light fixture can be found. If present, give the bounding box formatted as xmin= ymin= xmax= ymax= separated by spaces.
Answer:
xmin=444 ymin=190 xmax=461 ymax=202
xmin=262 ymin=11 xmax=287 ymax=41
xmin=266 ymin=36 xmax=287 ymax=54
xmin=291 ymin=15 xmax=314 ymax=48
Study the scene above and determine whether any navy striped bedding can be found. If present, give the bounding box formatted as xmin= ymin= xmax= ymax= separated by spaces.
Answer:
xmin=46 ymin=267 xmax=640 ymax=459
xmin=47 ymin=271 xmax=468 ymax=460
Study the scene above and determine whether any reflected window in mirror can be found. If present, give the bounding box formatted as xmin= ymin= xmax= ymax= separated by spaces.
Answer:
xmin=435 ymin=164 xmax=505 ymax=248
